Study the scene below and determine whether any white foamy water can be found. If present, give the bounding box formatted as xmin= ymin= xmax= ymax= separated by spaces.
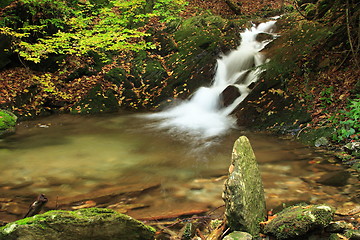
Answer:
xmin=147 ymin=20 xmax=277 ymax=139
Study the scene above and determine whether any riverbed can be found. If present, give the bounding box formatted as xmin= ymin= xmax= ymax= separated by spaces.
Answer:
xmin=0 ymin=113 xmax=358 ymax=223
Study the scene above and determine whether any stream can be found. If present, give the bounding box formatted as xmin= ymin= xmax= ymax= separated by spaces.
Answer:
xmin=0 ymin=113 xmax=358 ymax=223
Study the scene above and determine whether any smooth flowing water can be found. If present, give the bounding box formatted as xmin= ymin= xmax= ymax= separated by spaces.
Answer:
xmin=0 ymin=113 xmax=358 ymax=221
xmin=147 ymin=20 xmax=278 ymax=138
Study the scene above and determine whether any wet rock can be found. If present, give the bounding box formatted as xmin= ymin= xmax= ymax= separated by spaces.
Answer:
xmin=222 ymin=136 xmax=266 ymax=235
xmin=314 ymin=136 xmax=329 ymax=147
xmin=344 ymin=142 xmax=360 ymax=153
xmin=325 ymin=221 xmax=354 ymax=233
xmin=0 ymin=208 xmax=155 ymax=240
xmin=223 ymin=231 xmax=253 ymax=240
xmin=262 ymin=204 xmax=335 ymax=240
xmin=316 ymin=171 xmax=350 ymax=187
xmin=256 ymin=33 xmax=275 ymax=42
xmin=219 ymin=85 xmax=241 ymax=108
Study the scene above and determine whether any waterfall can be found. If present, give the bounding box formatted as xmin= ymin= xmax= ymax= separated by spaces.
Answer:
xmin=146 ymin=20 xmax=278 ymax=139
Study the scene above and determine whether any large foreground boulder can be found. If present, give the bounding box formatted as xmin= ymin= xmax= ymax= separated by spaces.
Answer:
xmin=0 ymin=208 xmax=155 ymax=240
xmin=222 ymin=136 xmax=266 ymax=236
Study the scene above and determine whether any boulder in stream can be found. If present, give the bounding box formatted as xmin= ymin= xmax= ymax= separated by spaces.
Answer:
xmin=219 ymin=85 xmax=241 ymax=108
xmin=222 ymin=136 xmax=266 ymax=236
xmin=0 ymin=109 xmax=17 ymax=138
xmin=262 ymin=204 xmax=335 ymax=240
xmin=0 ymin=208 xmax=155 ymax=240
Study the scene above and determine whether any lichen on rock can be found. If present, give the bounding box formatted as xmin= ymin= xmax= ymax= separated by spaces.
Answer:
xmin=262 ymin=204 xmax=335 ymax=240
xmin=0 ymin=207 xmax=155 ymax=240
xmin=222 ymin=136 xmax=266 ymax=236
xmin=223 ymin=231 xmax=253 ymax=240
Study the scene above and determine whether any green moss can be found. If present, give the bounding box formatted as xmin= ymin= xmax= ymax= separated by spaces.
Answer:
xmin=70 ymin=85 xmax=119 ymax=114
xmin=263 ymin=204 xmax=335 ymax=240
xmin=263 ymin=17 xmax=334 ymax=83
xmin=0 ymin=110 xmax=17 ymax=130
xmin=297 ymin=127 xmax=334 ymax=145
xmin=0 ymin=110 xmax=17 ymax=138
xmin=1 ymin=208 xmax=156 ymax=240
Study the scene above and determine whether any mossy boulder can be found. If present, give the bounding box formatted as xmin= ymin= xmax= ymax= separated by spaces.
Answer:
xmin=0 ymin=109 xmax=17 ymax=137
xmin=297 ymin=127 xmax=334 ymax=146
xmin=222 ymin=136 xmax=266 ymax=236
xmin=0 ymin=208 xmax=155 ymax=240
xmin=70 ymin=85 xmax=119 ymax=114
xmin=262 ymin=204 xmax=335 ymax=240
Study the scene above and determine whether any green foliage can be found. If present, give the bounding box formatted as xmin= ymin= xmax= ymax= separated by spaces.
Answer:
xmin=0 ymin=0 xmax=187 ymax=64
xmin=319 ymin=86 xmax=334 ymax=108
xmin=152 ymin=0 xmax=188 ymax=22
xmin=333 ymin=97 xmax=360 ymax=142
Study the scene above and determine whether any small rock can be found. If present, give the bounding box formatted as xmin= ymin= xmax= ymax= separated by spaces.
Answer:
xmin=222 ymin=136 xmax=266 ymax=236
xmin=325 ymin=221 xmax=354 ymax=233
xmin=0 ymin=208 xmax=155 ymax=240
xmin=344 ymin=142 xmax=360 ymax=153
xmin=314 ymin=136 xmax=329 ymax=147
xmin=316 ymin=171 xmax=350 ymax=187
xmin=219 ymin=85 xmax=241 ymax=108
xmin=256 ymin=32 xmax=275 ymax=42
xmin=223 ymin=231 xmax=253 ymax=240
xmin=262 ymin=204 xmax=335 ymax=240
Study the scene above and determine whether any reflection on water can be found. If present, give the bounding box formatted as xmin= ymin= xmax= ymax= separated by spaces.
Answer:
xmin=0 ymin=113 xmax=358 ymax=221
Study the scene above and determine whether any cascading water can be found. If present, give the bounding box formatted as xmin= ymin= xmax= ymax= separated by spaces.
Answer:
xmin=147 ymin=20 xmax=278 ymax=139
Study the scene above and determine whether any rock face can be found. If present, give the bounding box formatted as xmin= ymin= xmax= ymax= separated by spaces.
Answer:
xmin=222 ymin=136 xmax=266 ymax=236
xmin=262 ymin=204 xmax=335 ymax=240
xmin=0 ymin=208 xmax=155 ymax=240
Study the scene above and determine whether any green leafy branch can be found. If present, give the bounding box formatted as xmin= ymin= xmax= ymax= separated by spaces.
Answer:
xmin=0 ymin=0 xmax=187 ymax=64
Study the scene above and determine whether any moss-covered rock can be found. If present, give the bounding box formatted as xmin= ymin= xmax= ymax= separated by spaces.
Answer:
xmin=0 ymin=109 xmax=17 ymax=137
xmin=70 ymin=85 xmax=119 ymax=114
xmin=0 ymin=208 xmax=155 ymax=240
xmin=222 ymin=136 xmax=266 ymax=236
xmin=297 ymin=127 xmax=334 ymax=146
xmin=223 ymin=231 xmax=253 ymax=240
xmin=262 ymin=204 xmax=335 ymax=240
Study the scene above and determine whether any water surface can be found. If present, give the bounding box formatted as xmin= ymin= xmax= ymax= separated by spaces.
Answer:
xmin=0 ymin=113 xmax=358 ymax=221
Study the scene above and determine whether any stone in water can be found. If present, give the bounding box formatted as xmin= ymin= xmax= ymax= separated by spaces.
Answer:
xmin=222 ymin=136 xmax=266 ymax=235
